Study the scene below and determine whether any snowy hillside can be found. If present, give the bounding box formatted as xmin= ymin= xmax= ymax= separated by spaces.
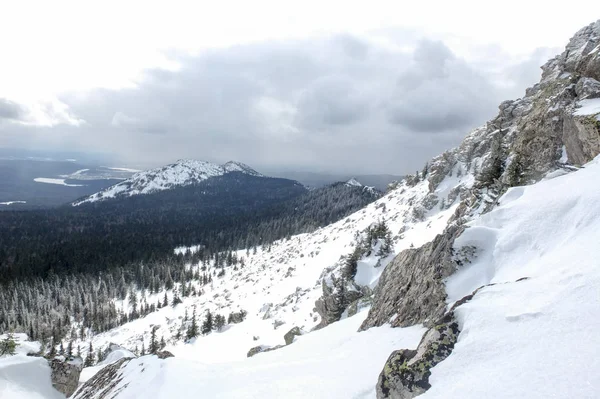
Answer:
xmin=73 ymin=160 xmax=263 ymax=205
xmin=62 ymin=152 xmax=600 ymax=399
xmin=78 ymin=168 xmax=464 ymax=356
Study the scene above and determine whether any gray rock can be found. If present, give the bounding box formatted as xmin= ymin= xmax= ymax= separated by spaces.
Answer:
xmin=375 ymin=290 xmax=479 ymax=399
xmin=575 ymin=77 xmax=600 ymax=99
xmin=49 ymin=356 xmax=83 ymax=397
xmin=283 ymin=327 xmax=301 ymax=345
xmin=72 ymin=358 xmax=131 ymax=399
xmin=360 ymin=225 xmax=463 ymax=331
xmin=246 ymin=344 xmax=284 ymax=358
xmin=156 ymin=351 xmax=174 ymax=359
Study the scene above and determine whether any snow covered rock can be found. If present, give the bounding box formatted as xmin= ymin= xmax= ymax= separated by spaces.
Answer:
xmin=50 ymin=356 xmax=83 ymax=397
xmin=73 ymin=357 xmax=132 ymax=399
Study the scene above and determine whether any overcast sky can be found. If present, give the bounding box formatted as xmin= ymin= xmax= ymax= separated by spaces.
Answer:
xmin=0 ymin=1 xmax=597 ymax=174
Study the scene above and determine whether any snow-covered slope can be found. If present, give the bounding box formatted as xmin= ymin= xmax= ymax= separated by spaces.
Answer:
xmin=80 ymin=169 xmax=464 ymax=355
xmin=73 ymin=160 xmax=263 ymax=205
xmin=426 ymin=155 xmax=600 ymax=399
xmin=71 ymin=153 xmax=600 ymax=399
xmin=75 ymin=311 xmax=425 ymax=399
xmin=0 ymin=334 xmax=64 ymax=399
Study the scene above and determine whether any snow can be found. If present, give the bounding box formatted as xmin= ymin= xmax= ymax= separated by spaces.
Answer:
xmin=573 ymin=98 xmax=600 ymax=116
xmin=345 ymin=178 xmax=363 ymax=187
xmin=0 ymin=334 xmax=62 ymax=399
xmin=0 ymin=356 xmax=63 ymax=399
xmin=34 ymin=177 xmax=84 ymax=187
xmin=429 ymin=155 xmax=600 ymax=398
xmin=77 ymin=310 xmax=425 ymax=399
xmin=0 ymin=201 xmax=26 ymax=205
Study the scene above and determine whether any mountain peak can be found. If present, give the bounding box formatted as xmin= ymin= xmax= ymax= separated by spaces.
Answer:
xmin=222 ymin=161 xmax=263 ymax=177
xmin=73 ymin=159 xmax=263 ymax=205
xmin=345 ymin=178 xmax=363 ymax=187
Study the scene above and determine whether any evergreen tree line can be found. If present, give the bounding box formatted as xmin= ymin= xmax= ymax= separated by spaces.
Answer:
xmin=0 ymin=175 xmax=380 ymax=283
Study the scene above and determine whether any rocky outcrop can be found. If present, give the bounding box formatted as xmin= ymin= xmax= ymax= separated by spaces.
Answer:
xmin=360 ymin=225 xmax=463 ymax=330
xmin=156 ymin=351 xmax=174 ymax=359
xmin=50 ymin=356 xmax=83 ymax=397
xmin=246 ymin=344 xmax=284 ymax=358
xmin=314 ymin=276 xmax=364 ymax=330
xmin=72 ymin=358 xmax=131 ymax=399
xmin=284 ymin=327 xmax=302 ymax=345
xmin=375 ymin=291 xmax=477 ymax=399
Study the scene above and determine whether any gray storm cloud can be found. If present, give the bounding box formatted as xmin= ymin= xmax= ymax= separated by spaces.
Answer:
xmin=0 ymin=98 xmax=25 ymax=121
xmin=1 ymin=33 xmax=552 ymax=175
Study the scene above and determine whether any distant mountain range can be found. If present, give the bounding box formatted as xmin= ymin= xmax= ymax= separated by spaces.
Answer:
xmin=270 ymin=171 xmax=403 ymax=191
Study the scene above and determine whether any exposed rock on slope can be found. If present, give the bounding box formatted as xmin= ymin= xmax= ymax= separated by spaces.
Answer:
xmin=362 ymin=19 xmax=600 ymax=334
xmin=50 ymin=356 xmax=84 ymax=397
xmin=360 ymin=225 xmax=463 ymax=330
xmin=372 ymin=19 xmax=600 ymax=398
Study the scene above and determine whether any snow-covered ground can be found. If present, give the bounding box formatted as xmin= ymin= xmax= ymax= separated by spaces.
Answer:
xmin=426 ymin=155 xmax=600 ymax=398
xmin=78 ymin=310 xmax=424 ymax=399
xmin=0 ymin=334 xmax=62 ymax=399
xmin=87 ymin=170 xmax=464 ymax=356
xmin=33 ymin=178 xmax=84 ymax=187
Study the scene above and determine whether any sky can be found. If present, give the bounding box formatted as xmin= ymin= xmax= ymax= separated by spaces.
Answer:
xmin=0 ymin=0 xmax=597 ymax=174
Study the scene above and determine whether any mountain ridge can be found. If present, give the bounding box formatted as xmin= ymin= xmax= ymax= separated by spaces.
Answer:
xmin=73 ymin=159 xmax=265 ymax=205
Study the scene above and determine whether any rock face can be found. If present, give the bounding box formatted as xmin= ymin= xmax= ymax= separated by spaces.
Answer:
xmin=72 ymin=358 xmax=132 ymax=399
xmin=360 ymin=225 xmax=463 ymax=330
xmin=50 ymin=356 xmax=83 ymax=397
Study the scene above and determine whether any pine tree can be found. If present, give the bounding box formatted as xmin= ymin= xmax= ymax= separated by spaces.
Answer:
xmin=0 ymin=333 xmax=17 ymax=356
xmin=214 ymin=314 xmax=226 ymax=331
xmin=201 ymin=310 xmax=213 ymax=334
xmin=186 ymin=307 xmax=198 ymax=340
xmin=160 ymin=336 xmax=166 ymax=350
xmin=141 ymin=341 xmax=146 ymax=356
xmin=84 ymin=342 xmax=95 ymax=367
xmin=149 ymin=326 xmax=159 ymax=354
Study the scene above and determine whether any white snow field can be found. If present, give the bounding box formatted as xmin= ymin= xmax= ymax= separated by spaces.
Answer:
xmin=427 ymin=155 xmax=600 ymax=398
xmin=0 ymin=334 xmax=64 ymax=399
xmin=78 ymin=311 xmax=425 ymax=399
xmin=33 ymin=178 xmax=84 ymax=187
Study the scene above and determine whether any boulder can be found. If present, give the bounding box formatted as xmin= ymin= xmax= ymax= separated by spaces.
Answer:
xmin=283 ymin=327 xmax=301 ymax=345
xmin=49 ymin=356 xmax=83 ymax=397
xmin=156 ymin=351 xmax=174 ymax=359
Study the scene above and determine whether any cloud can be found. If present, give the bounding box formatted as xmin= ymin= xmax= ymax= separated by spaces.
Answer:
xmin=0 ymin=98 xmax=25 ymax=121
xmin=2 ymin=32 xmax=554 ymax=174
xmin=386 ymin=40 xmax=497 ymax=133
